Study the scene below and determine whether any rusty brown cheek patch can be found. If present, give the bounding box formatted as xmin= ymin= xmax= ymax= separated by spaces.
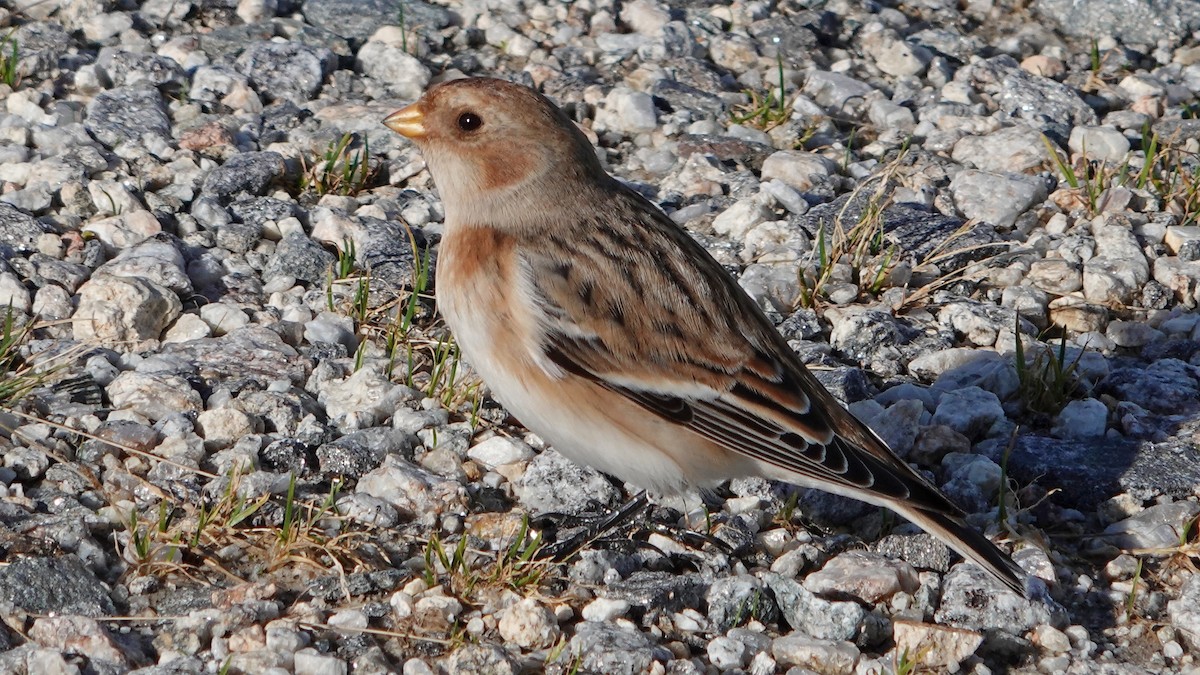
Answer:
xmin=478 ymin=141 xmax=535 ymax=191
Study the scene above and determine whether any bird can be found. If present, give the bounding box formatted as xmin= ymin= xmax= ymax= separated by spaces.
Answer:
xmin=384 ymin=76 xmax=1029 ymax=596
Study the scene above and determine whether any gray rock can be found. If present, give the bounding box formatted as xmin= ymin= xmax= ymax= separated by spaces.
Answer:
xmin=1051 ymin=398 xmax=1108 ymax=439
xmin=951 ymin=125 xmax=1047 ymax=174
xmin=707 ymin=574 xmax=779 ymax=633
xmin=1027 ymin=259 xmax=1083 ymax=295
xmin=97 ymin=51 xmax=187 ymax=91
xmin=515 ymin=449 xmax=621 ymax=515
xmin=935 ymin=564 xmax=1067 ymax=632
xmin=265 ymin=232 xmax=337 ymax=286
xmin=1068 ymin=126 xmax=1131 ymax=163
xmin=201 ymin=152 xmax=287 ymax=200
xmin=1101 ymin=360 xmax=1200 ymax=414
xmin=0 ymin=204 xmax=53 ymax=253
xmin=870 ymin=533 xmax=953 ymax=573
xmin=303 ymin=0 xmax=452 ymax=42
xmin=1036 ymin=0 xmax=1200 ymax=46
xmin=356 ymin=40 xmax=432 ymax=100
xmin=802 ymin=70 xmax=876 ymax=116
xmin=961 ymin=55 xmax=1097 ymax=135
xmin=794 ymin=193 xmax=1006 ymax=273
xmin=236 ymin=41 xmax=335 ymax=105
xmin=567 ymin=622 xmax=667 ymax=675
xmin=94 ymin=234 xmax=192 ymax=295
xmin=761 ymin=571 xmax=865 ymax=641
xmin=85 ymin=86 xmax=172 ymax=149
xmin=931 ymin=386 xmax=1005 ymax=439
xmin=443 ymin=644 xmax=519 ymax=675
xmin=0 ymin=556 xmax=115 ymax=616
xmin=984 ymin=435 xmax=1200 ymax=509
xmin=160 ymin=326 xmax=310 ymax=388
xmin=1102 ymin=501 xmax=1200 ymax=549
xmin=607 ymin=571 xmax=709 ymax=615
xmin=949 ymin=169 xmax=1048 ymax=230
xmin=1168 ymin=573 xmax=1200 ymax=651
xmin=317 ymin=428 xmax=416 ymax=477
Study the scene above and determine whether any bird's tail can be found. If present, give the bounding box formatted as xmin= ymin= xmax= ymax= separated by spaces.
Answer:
xmin=900 ymin=506 xmax=1029 ymax=597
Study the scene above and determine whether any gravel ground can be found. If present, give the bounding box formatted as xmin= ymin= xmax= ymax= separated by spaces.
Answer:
xmin=0 ymin=0 xmax=1199 ymax=673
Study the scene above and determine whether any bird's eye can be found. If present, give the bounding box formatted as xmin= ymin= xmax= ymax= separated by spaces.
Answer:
xmin=457 ymin=112 xmax=483 ymax=132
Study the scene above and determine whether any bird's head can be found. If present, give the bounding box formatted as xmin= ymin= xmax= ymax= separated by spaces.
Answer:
xmin=384 ymin=77 xmax=609 ymax=228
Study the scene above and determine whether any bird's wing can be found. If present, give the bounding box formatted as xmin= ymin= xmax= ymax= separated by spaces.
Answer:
xmin=521 ymin=187 xmax=955 ymax=515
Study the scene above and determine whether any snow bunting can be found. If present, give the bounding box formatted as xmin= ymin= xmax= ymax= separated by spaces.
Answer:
xmin=385 ymin=77 xmax=1027 ymax=595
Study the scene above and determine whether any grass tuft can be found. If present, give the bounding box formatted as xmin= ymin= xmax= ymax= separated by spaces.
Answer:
xmin=1012 ymin=315 xmax=1084 ymax=416
xmin=0 ymin=31 xmax=19 ymax=89
xmin=300 ymin=133 xmax=379 ymax=196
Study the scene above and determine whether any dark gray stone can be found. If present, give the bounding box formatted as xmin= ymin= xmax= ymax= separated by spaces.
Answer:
xmin=316 ymin=427 xmax=417 ymax=477
xmin=202 ymin=152 xmax=286 ymax=199
xmin=962 ymin=55 xmax=1097 ymax=138
xmin=0 ymin=204 xmax=53 ymax=253
xmin=0 ymin=555 xmax=115 ymax=616
xmin=982 ymin=435 xmax=1200 ymax=510
xmin=12 ymin=22 xmax=71 ymax=78
xmin=229 ymin=196 xmax=299 ymax=227
xmin=651 ymin=80 xmax=728 ymax=119
xmin=1036 ymin=0 xmax=1200 ymax=46
xmin=98 ymin=51 xmax=187 ymax=91
xmin=236 ymin=41 xmax=336 ymax=104
xmin=264 ymin=232 xmax=337 ymax=285
xmin=812 ymin=366 xmax=876 ymax=404
xmin=260 ymin=438 xmax=314 ymax=474
xmin=515 ymin=450 xmax=621 ymax=516
xmin=159 ymin=325 xmax=310 ymax=388
xmin=707 ymin=574 xmax=780 ymax=632
xmin=357 ymin=217 xmax=431 ymax=297
xmin=1100 ymin=359 xmax=1200 ymax=414
xmin=676 ymin=134 xmax=774 ymax=171
xmin=303 ymin=0 xmax=453 ymax=42
xmin=568 ymin=621 xmax=667 ymax=675
xmin=607 ymin=571 xmax=710 ymax=615
xmin=85 ymin=86 xmax=172 ymax=148
xmin=793 ymin=189 xmax=1007 ymax=273
xmin=871 ymin=532 xmax=953 ymax=573
xmin=215 ymin=221 xmax=263 ymax=254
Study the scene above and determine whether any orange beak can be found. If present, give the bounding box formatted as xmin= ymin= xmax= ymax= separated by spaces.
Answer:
xmin=383 ymin=103 xmax=427 ymax=139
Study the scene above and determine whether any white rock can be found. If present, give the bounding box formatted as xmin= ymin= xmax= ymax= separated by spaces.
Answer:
xmin=356 ymin=41 xmax=431 ymax=101
xmin=164 ymin=313 xmax=212 ymax=343
xmin=294 ymin=648 xmax=348 ymax=675
xmin=1068 ymin=126 xmax=1131 ymax=163
xmin=195 ymin=408 xmax=259 ymax=449
xmin=597 ymin=87 xmax=657 ymax=134
xmin=73 ymin=276 xmax=182 ymax=348
xmin=498 ymin=598 xmax=560 ymax=649
xmin=771 ymin=634 xmax=859 ymax=674
xmin=1051 ymin=398 xmax=1107 ymax=439
xmin=83 ymin=211 xmax=163 ymax=253
xmin=712 ymin=195 xmax=773 ymax=239
xmin=107 ymin=372 xmax=203 ymax=421
xmin=199 ymin=303 xmax=251 ymax=336
xmin=581 ymin=597 xmax=631 ymax=622
xmin=0 ymin=272 xmax=32 ymax=313
xmin=892 ymin=620 xmax=983 ymax=669
xmin=467 ymin=436 xmax=534 ymax=469
xmin=760 ymin=151 xmax=837 ymax=192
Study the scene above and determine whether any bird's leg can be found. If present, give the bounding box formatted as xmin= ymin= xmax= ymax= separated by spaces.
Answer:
xmin=534 ymin=491 xmax=651 ymax=561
